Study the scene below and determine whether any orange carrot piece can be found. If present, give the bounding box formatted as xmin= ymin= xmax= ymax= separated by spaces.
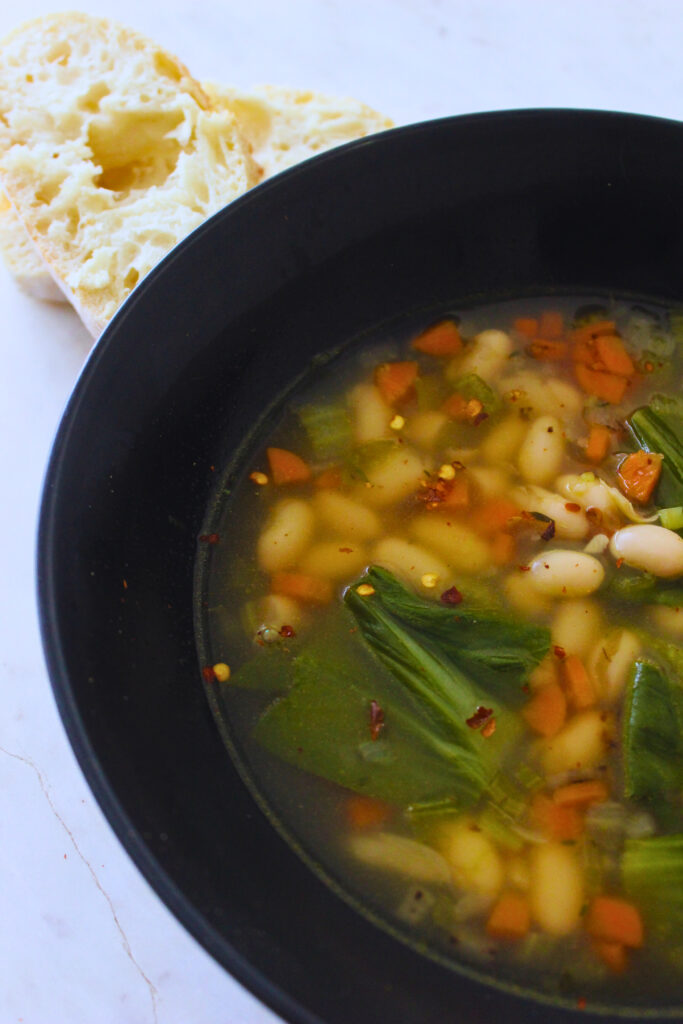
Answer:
xmin=528 ymin=338 xmax=568 ymax=361
xmin=522 ymin=681 xmax=567 ymax=738
xmin=561 ymin=654 xmax=596 ymax=710
xmin=412 ymin=320 xmax=463 ymax=356
xmin=574 ymin=363 xmax=629 ymax=404
xmin=592 ymin=940 xmax=628 ymax=974
xmin=513 ymin=317 xmax=539 ymax=339
xmin=617 ymin=450 xmax=663 ymax=504
xmin=473 ymin=497 xmax=520 ymax=536
xmin=441 ymin=475 xmax=470 ymax=509
xmin=314 ymin=465 xmax=343 ymax=489
xmin=584 ymin=424 xmax=612 ymax=464
xmin=490 ymin=531 xmax=515 ymax=565
xmin=271 ymin=572 xmax=333 ymax=605
xmin=374 ymin=361 xmax=419 ymax=405
xmin=441 ymin=392 xmax=469 ymax=419
xmin=530 ymin=792 xmax=584 ymax=841
xmin=594 ymin=334 xmax=635 ymax=377
xmin=266 ymin=447 xmax=312 ymax=485
xmin=486 ymin=892 xmax=531 ymax=941
xmin=571 ymin=320 xmax=617 ymax=345
xmin=538 ymin=310 xmax=564 ymax=339
xmin=346 ymin=795 xmax=393 ymax=829
xmin=553 ymin=779 xmax=609 ymax=808
xmin=585 ymin=897 xmax=644 ymax=949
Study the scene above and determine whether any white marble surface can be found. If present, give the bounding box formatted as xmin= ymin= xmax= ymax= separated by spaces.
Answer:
xmin=2 ymin=2 xmax=683 ymax=1021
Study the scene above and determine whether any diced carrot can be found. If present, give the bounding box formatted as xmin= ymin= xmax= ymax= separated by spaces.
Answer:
xmin=266 ymin=447 xmax=312 ymax=485
xmin=584 ymin=424 xmax=612 ymax=464
xmin=490 ymin=531 xmax=516 ymax=565
xmin=553 ymin=779 xmax=609 ymax=808
xmin=530 ymin=792 xmax=584 ymax=841
xmin=592 ymin=940 xmax=628 ymax=974
xmin=528 ymin=338 xmax=568 ymax=361
xmin=346 ymin=795 xmax=393 ymax=829
xmin=374 ymin=360 xmax=419 ymax=405
xmin=585 ymin=896 xmax=644 ymax=949
xmin=561 ymin=654 xmax=596 ymax=710
xmin=593 ymin=334 xmax=635 ymax=377
xmin=574 ymin=363 xmax=629 ymax=404
xmin=314 ymin=465 xmax=343 ymax=489
xmin=474 ymin=497 xmax=520 ymax=536
xmin=441 ymin=392 xmax=468 ymax=419
xmin=513 ymin=317 xmax=539 ymax=339
xmin=412 ymin=320 xmax=463 ymax=356
xmin=441 ymin=475 xmax=470 ymax=509
xmin=271 ymin=572 xmax=333 ymax=605
xmin=617 ymin=450 xmax=663 ymax=504
xmin=571 ymin=320 xmax=617 ymax=345
xmin=538 ymin=310 xmax=564 ymax=339
xmin=522 ymin=681 xmax=567 ymax=737
xmin=486 ymin=892 xmax=531 ymax=941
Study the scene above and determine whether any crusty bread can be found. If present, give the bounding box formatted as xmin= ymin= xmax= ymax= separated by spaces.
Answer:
xmin=204 ymin=83 xmax=394 ymax=179
xmin=0 ymin=13 xmax=258 ymax=335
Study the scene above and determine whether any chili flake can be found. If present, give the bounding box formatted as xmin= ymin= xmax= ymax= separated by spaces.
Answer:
xmin=440 ymin=586 xmax=463 ymax=605
xmin=279 ymin=625 xmax=296 ymax=638
xmin=466 ymin=706 xmax=494 ymax=730
xmin=357 ymin=584 xmax=376 ymax=597
xmin=199 ymin=532 xmax=220 ymax=544
xmin=202 ymin=665 xmax=216 ymax=683
xmin=250 ymin=471 xmax=269 ymax=485
xmin=212 ymin=662 xmax=231 ymax=682
xmin=369 ymin=699 xmax=385 ymax=740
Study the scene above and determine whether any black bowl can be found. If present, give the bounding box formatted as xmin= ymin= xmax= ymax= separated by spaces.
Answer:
xmin=38 ymin=109 xmax=683 ymax=1024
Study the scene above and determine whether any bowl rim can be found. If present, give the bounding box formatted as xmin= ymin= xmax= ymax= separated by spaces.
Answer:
xmin=37 ymin=106 xmax=683 ymax=1024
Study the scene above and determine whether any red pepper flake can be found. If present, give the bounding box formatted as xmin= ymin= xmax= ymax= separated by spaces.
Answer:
xmin=577 ymin=997 xmax=587 ymax=1011
xmin=616 ymin=557 xmax=624 ymax=569
xmin=553 ymin=644 xmax=567 ymax=660
xmin=517 ymin=564 xmax=531 ymax=572
xmin=369 ymin=699 xmax=385 ymax=741
xmin=466 ymin=706 xmax=494 ymax=730
xmin=202 ymin=665 xmax=217 ymax=683
xmin=480 ymin=717 xmax=497 ymax=738
xmin=279 ymin=624 xmax=296 ymax=638
xmin=338 ymin=547 xmax=353 ymax=553
xmin=199 ymin=533 xmax=220 ymax=545
xmin=440 ymin=586 xmax=463 ymax=606
xmin=122 ymin=579 xmax=128 ymax=589
xmin=565 ymin=502 xmax=582 ymax=513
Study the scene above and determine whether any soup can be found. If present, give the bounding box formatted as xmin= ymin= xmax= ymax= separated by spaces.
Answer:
xmin=198 ymin=296 xmax=683 ymax=1009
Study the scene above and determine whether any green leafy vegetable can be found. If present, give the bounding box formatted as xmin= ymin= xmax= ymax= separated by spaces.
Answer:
xmin=623 ymin=661 xmax=683 ymax=813
xmin=607 ymin=570 xmax=683 ymax=607
xmin=450 ymin=372 xmax=502 ymax=415
xmin=623 ymin=834 xmax=683 ymax=943
xmin=357 ymin=566 xmax=549 ymax=707
xmin=297 ymin=401 xmax=352 ymax=460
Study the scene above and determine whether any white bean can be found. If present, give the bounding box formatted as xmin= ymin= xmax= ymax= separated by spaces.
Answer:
xmin=373 ymin=537 xmax=451 ymax=592
xmin=447 ymin=329 xmax=513 ymax=383
xmin=551 ymin=598 xmax=604 ymax=659
xmin=410 ymin=516 xmax=491 ymax=574
xmin=258 ymin=593 xmax=303 ymax=631
xmin=530 ymin=843 xmax=584 ymax=936
xmin=588 ymin=628 xmax=641 ymax=702
xmin=257 ymin=498 xmax=314 ymax=573
xmin=348 ymin=382 xmax=392 ymax=443
xmin=610 ymin=524 xmax=683 ymax=578
xmin=299 ymin=541 xmax=367 ymax=581
xmin=512 ymin=485 xmax=590 ymax=541
xmin=404 ymin=410 xmax=449 ymax=450
xmin=439 ymin=818 xmax=504 ymax=897
xmin=542 ymin=709 xmax=612 ymax=775
xmin=503 ymin=572 xmax=552 ymax=617
xmin=648 ymin=604 xmax=683 ymax=638
xmin=528 ymin=549 xmax=605 ymax=597
xmin=356 ymin=445 xmax=425 ymax=508
xmin=518 ymin=415 xmax=565 ymax=485
xmin=312 ymin=490 xmax=381 ymax=541
xmin=467 ymin=465 xmax=510 ymax=499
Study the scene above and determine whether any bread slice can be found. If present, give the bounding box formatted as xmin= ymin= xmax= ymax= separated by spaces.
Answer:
xmin=204 ymin=83 xmax=394 ymax=179
xmin=0 ymin=13 xmax=258 ymax=335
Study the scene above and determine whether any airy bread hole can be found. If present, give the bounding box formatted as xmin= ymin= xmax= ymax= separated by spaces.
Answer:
xmin=153 ymin=51 xmax=183 ymax=83
xmin=79 ymin=82 xmax=110 ymax=113
xmin=46 ymin=41 xmax=71 ymax=66
xmin=123 ymin=267 xmax=139 ymax=290
xmin=35 ymin=180 xmax=61 ymax=205
xmin=88 ymin=109 xmax=183 ymax=192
